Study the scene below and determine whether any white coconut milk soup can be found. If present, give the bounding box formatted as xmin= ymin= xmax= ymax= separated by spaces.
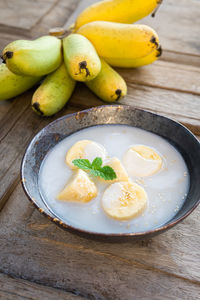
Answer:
xmin=39 ymin=125 xmax=189 ymax=234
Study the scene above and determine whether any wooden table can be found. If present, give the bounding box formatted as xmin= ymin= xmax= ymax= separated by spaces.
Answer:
xmin=0 ymin=1 xmax=200 ymax=299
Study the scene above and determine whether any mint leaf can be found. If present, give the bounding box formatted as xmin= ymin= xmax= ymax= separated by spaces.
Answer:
xmin=72 ymin=157 xmax=117 ymax=181
xmin=100 ymin=166 xmax=117 ymax=180
xmin=72 ymin=159 xmax=91 ymax=170
xmin=91 ymin=157 xmax=102 ymax=170
xmin=89 ymin=169 xmax=103 ymax=178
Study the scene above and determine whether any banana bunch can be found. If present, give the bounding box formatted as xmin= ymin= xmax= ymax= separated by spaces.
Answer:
xmin=0 ymin=0 xmax=162 ymax=116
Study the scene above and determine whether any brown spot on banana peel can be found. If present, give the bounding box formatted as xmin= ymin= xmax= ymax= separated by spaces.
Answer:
xmin=115 ymin=89 xmax=122 ymax=101
xmin=150 ymin=36 xmax=159 ymax=48
xmin=32 ymin=102 xmax=44 ymax=116
xmin=156 ymin=45 xmax=162 ymax=57
xmin=4 ymin=51 xmax=14 ymax=59
xmin=152 ymin=0 xmax=163 ymax=17
xmin=79 ymin=61 xmax=90 ymax=77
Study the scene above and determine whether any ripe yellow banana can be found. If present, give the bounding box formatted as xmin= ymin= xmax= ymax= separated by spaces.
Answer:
xmin=0 ymin=63 xmax=41 ymax=101
xmin=85 ymin=58 xmax=127 ymax=102
xmin=105 ymin=45 xmax=162 ymax=68
xmin=57 ymin=169 xmax=97 ymax=203
xmin=2 ymin=36 xmax=62 ymax=76
xmin=63 ymin=33 xmax=101 ymax=81
xmin=102 ymin=181 xmax=147 ymax=220
xmin=77 ymin=21 xmax=159 ymax=60
xmin=74 ymin=0 xmax=162 ymax=30
xmin=32 ymin=63 xmax=75 ymax=116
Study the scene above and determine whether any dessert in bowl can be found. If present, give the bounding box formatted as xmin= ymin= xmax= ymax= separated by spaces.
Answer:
xmin=21 ymin=105 xmax=200 ymax=238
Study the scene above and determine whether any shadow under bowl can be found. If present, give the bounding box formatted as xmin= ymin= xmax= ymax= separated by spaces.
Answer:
xmin=21 ymin=105 xmax=200 ymax=240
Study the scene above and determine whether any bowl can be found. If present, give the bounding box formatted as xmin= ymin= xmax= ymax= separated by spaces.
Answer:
xmin=21 ymin=105 xmax=200 ymax=239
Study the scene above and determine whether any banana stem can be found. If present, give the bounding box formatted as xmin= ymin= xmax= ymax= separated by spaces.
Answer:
xmin=49 ymin=24 xmax=74 ymax=39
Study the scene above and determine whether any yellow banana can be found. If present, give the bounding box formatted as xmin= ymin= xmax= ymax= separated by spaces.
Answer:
xmin=32 ymin=63 xmax=75 ymax=116
xmin=102 ymin=181 xmax=147 ymax=220
xmin=2 ymin=36 xmax=62 ymax=76
xmin=77 ymin=22 xmax=159 ymax=60
xmin=85 ymin=58 xmax=127 ymax=102
xmin=105 ymin=45 xmax=162 ymax=68
xmin=0 ymin=63 xmax=41 ymax=101
xmin=57 ymin=169 xmax=97 ymax=203
xmin=63 ymin=33 xmax=101 ymax=81
xmin=74 ymin=0 xmax=162 ymax=30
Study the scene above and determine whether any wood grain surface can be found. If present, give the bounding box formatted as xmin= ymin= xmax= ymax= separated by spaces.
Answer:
xmin=0 ymin=0 xmax=200 ymax=299
xmin=0 ymin=273 xmax=86 ymax=300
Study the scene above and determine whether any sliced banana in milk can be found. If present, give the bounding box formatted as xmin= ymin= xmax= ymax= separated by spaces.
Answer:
xmin=102 ymin=181 xmax=147 ymax=220
xmin=123 ymin=145 xmax=162 ymax=177
xmin=66 ymin=139 xmax=107 ymax=169
xmin=57 ymin=169 xmax=97 ymax=203
xmin=102 ymin=157 xmax=129 ymax=183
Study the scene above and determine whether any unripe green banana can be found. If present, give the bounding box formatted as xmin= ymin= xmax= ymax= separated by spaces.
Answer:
xmin=2 ymin=36 xmax=62 ymax=76
xmin=32 ymin=63 xmax=76 ymax=117
xmin=63 ymin=33 xmax=101 ymax=82
xmin=85 ymin=58 xmax=127 ymax=102
xmin=0 ymin=63 xmax=41 ymax=101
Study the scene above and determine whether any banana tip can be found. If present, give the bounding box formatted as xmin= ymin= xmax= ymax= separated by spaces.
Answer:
xmin=156 ymin=45 xmax=162 ymax=57
xmin=32 ymin=102 xmax=44 ymax=116
xmin=150 ymin=36 xmax=159 ymax=48
xmin=4 ymin=51 xmax=13 ymax=59
xmin=115 ymin=89 xmax=122 ymax=101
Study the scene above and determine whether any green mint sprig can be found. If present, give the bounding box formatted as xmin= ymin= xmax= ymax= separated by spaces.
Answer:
xmin=72 ymin=157 xmax=117 ymax=181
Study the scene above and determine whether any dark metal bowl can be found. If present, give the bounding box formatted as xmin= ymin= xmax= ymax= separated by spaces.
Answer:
xmin=21 ymin=105 xmax=200 ymax=239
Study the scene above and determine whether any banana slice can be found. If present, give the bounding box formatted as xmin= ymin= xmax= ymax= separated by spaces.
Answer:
xmin=102 ymin=157 xmax=129 ymax=183
xmin=66 ymin=140 xmax=107 ymax=169
xmin=57 ymin=169 xmax=97 ymax=203
xmin=102 ymin=181 xmax=147 ymax=220
xmin=123 ymin=145 xmax=162 ymax=177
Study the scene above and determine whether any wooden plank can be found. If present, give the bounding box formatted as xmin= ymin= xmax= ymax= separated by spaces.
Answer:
xmin=62 ymin=0 xmax=96 ymax=30
xmin=0 ymin=0 xmax=57 ymax=31
xmin=0 ymin=99 xmax=13 ymax=121
xmin=71 ymin=81 xmax=200 ymax=135
xmin=118 ymin=60 xmax=200 ymax=96
xmin=161 ymin=50 xmax=200 ymax=68
xmin=31 ymin=0 xmax=80 ymax=38
xmin=0 ymin=0 xmax=80 ymax=49
xmin=0 ymin=105 xmax=77 ymax=209
xmin=0 ymin=89 xmax=38 ymax=142
xmin=0 ymin=273 xmax=86 ymax=300
xmin=0 ymin=184 xmax=200 ymax=300
xmin=1 ymin=182 xmax=200 ymax=283
xmin=0 ymin=32 xmax=30 ymax=50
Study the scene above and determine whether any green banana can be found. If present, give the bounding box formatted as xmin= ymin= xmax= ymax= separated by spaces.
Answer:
xmin=0 ymin=63 xmax=41 ymax=101
xmin=63 ymin=33 xmax=101 ymax=82
xmin=2 ymin=36 xmax=62 ymax=76
xmin=85 ymin=58 xmax=127 ymax=102
xmin=32 ymin=63 xmax=76 ymax=116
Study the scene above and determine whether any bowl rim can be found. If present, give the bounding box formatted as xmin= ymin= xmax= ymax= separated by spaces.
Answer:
xmin=21 ymin=105 xmax=200 ymax=237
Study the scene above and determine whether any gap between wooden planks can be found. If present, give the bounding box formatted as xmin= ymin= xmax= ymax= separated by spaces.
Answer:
xmin=0 ymin=272 xmax=86 ymax=300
